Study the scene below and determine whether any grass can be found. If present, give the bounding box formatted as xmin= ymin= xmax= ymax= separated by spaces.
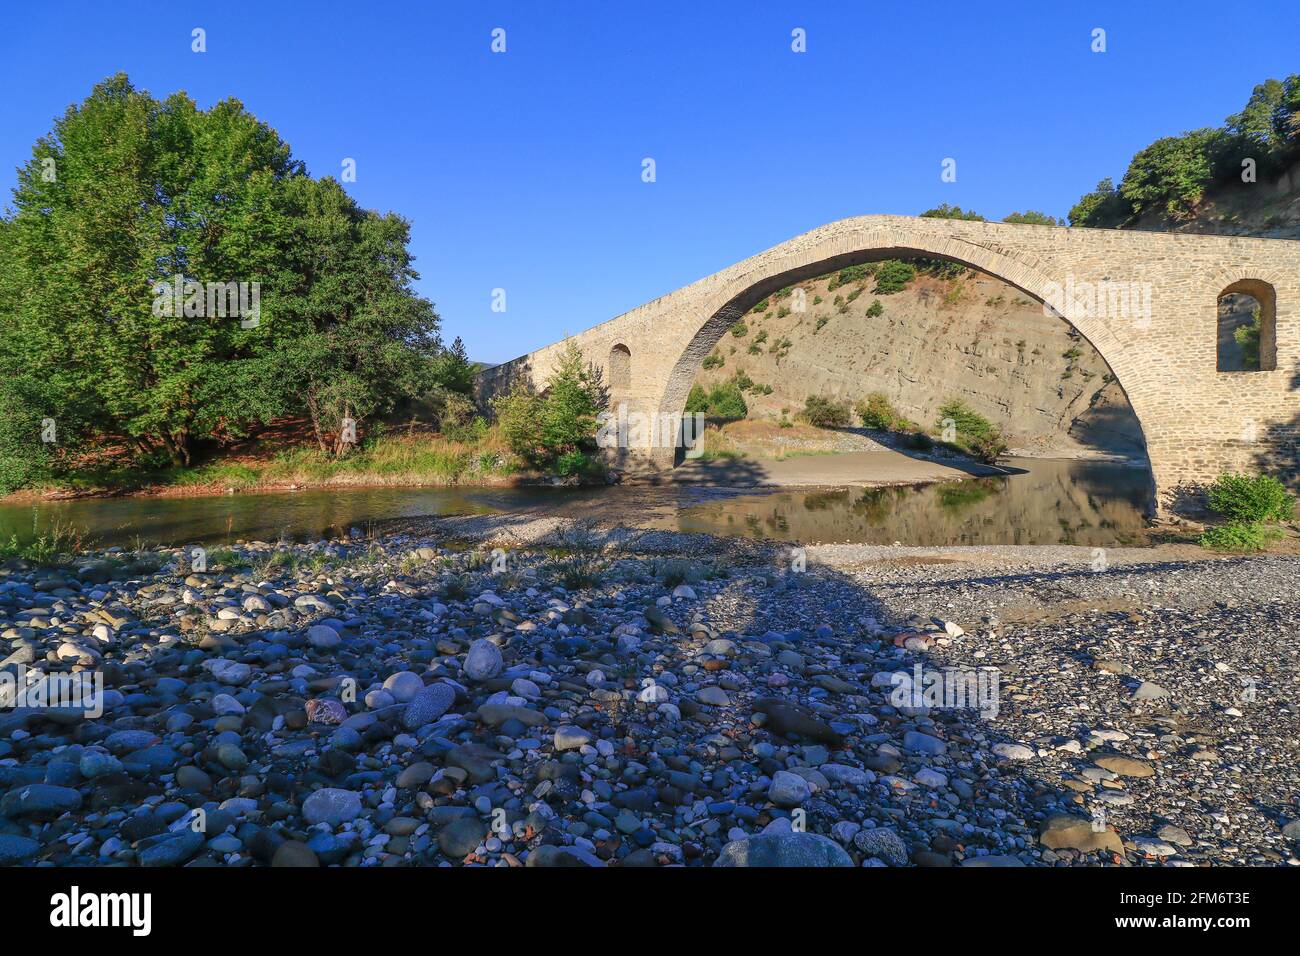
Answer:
xmin=1199 ymin=521 xmax=1283 ymax=553
xmin=696 ymin=426 xmax=745 ymax=461
xmin=0 ymin=515 xmax=89 ymax=565
xmin=24 ymin=431 xmax=519 ymax=498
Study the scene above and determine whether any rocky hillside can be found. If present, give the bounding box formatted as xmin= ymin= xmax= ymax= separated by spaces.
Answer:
xmin=693 ymin=267 xmax=1146 ymax=457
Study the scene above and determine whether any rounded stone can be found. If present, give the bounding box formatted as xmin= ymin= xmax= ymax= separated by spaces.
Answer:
xmin=402 ymin=683 xmax=456 ymax=730
xmin=272 ymin=840 xmax=320 ymax=867
xmin=464 ymin=639 xmax=503 ymax=682
xmin=438 ymin=817 xmax=487 ymax=859
xmin=301 ymin=787 xmax=362 ymax=826
xmin=307 ymin=625 xmax=342 ymax=650
xmin=767 ymin=770 xmax=813 ymax=808
xmin=714 ymin=833 xmax=853 ymax=867
xmin=383 ymin=671 xmax=425 ymax=703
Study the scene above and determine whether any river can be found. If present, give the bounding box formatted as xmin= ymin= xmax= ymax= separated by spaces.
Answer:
xmin=0 ymin=457 xmax=1154 ymax=550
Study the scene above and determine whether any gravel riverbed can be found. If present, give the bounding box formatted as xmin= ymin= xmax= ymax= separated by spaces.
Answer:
xmin=1 ymin=518 xmax=1297 ymax=867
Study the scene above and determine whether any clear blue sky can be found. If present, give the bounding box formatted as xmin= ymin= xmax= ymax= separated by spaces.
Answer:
xmin=3 ymin=1 xmax=1298 ymax=363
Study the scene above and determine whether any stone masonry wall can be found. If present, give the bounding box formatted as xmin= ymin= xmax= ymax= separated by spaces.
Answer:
xmin=479 ymin=215 xmax=1300 ymax=506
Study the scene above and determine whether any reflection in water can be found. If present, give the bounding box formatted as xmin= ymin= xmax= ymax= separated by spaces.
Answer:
xmin=0 ymin=458 xmax=1153 ymax=550
xmin=675 ymin=459 xmax=1153 ymax=546
xmin=0 ymin=488 xmax=501 ymax=549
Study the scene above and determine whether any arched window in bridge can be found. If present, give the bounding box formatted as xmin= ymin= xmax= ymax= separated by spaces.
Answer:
xmin=1217 ymin=279 xmax=1276 ymax=372
xmin=608 ymin=344 xmax=631 ymax=390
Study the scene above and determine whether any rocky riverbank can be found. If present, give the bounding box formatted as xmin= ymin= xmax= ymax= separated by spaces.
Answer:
xmin=1 ymin=520 xmax=1297 ymax=867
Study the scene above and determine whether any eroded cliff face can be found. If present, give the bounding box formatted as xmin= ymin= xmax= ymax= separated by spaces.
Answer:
xmin=693 ymin=268 xmax=1147 ymax=456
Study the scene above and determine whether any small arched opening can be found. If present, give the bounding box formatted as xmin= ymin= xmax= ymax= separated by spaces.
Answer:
xmin=608 ymin=343 xmax=631 ymax=390
xmin=1217 ymin=278 xmax=1277 ymax=372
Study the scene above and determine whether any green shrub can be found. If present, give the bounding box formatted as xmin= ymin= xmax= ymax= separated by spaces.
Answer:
xmin=936 ymin=399 xmax=1007 ymax=463
xmin=828 ymin=263 xmax=876 ymax=291
xmin=801 ymin=396 xmax=852 ymax=428
xmin=968 ymin=431 xmax=1009 ymax=464
xmin=1199 ymin=521 xmax=1282 ymax=553
xmin=687 ymin=382 xmax=748 ymax=420
xmin=936 ymin=399 xmax=996 ymax=441
xmin=684 ymin=385 xmax=709 ymax=415
xmin=492 ymin=385 xmax=545 ymax=464
xmin=730 ymin=320 xmax=748 ymax=337
xmin=1206 ymin=472 xmax=1294 ymax=523
xmin=921 ymin=204 xmax=985 ymax=221
xmin=555 ymin=449 xmax=603 ymax=478
xmin=701 ymin=353 xmax=724 ymax=370
xmin=874 ymin=260 xmax=916 ymax=294
xmin=1003 ymin=210 xmax=1063 ymax=226
xmin=865 ymin=300 xmax=883 ymax=318
xmin=444 ymin=415 xmax=489 ymax=443
xmin=1233 ymin=307 xmax=1261 ymax=369
xmin=708 ymin=382 xmax=748 ymax=420
xmin=492 ymin=340 xmax=604 ymax=469
xmin=856 ymin=392 xmax=899 ymax=430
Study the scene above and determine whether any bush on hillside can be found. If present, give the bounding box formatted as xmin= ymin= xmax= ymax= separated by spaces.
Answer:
xmin=855 ymin=392 xmax=900 ymax=430
xmin=936 ymin=399 xmax=1007 ymax=463
xmin=874 ymin=260 xmax=916 ymax=294
xmin=1069 ymin=74 xmax=1300 ymax=227
xmin=801 ymin=395 xmax=852 ymax=428
xmin=686 ymin=382 xmax=748 ymax=420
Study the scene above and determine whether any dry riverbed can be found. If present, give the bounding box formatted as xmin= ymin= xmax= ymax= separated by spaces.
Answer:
xmin=1 ymin=514 xmax=1296 ymax=868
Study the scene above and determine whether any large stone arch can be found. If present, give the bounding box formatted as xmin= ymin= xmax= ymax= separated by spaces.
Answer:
xmin=652 ymin=221 xmax=1153 ymax=483
xmin=479 ymin=214 xmax=1300 ymax=509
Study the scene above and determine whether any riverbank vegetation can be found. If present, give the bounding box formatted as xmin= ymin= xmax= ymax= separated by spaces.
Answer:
xmin=0 ymin=75 xmax=489 ymax=497
xmin=491 ymin=341 xmax=608 ymax=480
xmin=1199 ymin=473 xmax=1296 ymax=552
xmin=787 ymin=391 xmax=1008 ymax=464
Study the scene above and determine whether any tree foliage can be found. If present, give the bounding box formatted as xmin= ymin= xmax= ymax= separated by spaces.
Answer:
xmin=492 ymin=341 xmax=605 ymax=467
xmin=920 ymin=204 xmax=985 ymax=221
xmin=0 ymin=74 xmax=463 ymax=481
xmin=1002 ymin=210 xmax=1064 ymax=226
xmin=1069 ymin=74 xmax=1300 ymax=227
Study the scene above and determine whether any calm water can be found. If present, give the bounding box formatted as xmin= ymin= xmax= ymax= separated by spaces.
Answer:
xmin=0 ymin=458 xmax=1153 ymax=550
xmin=674 ymin=458 xmax=1154 ymax=546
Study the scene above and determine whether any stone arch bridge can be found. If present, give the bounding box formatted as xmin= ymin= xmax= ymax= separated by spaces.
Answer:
xmin=478 ymin=215 xmax=1300 ymax=506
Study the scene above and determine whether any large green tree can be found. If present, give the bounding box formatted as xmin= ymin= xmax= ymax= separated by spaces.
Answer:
xmin=0 ymin=74 xmax=452 ymax=477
